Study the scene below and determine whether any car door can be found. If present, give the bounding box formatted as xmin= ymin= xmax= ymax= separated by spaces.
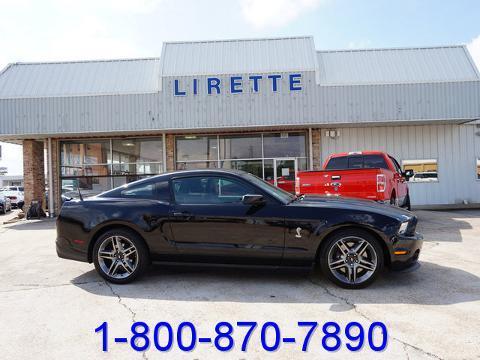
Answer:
xmin=168 ymin=174 xmax=285 ymax=265
xmin=389 ymin=156 xmax=408 ymax=204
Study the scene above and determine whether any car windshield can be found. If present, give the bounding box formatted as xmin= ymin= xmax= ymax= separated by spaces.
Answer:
xmin=241 ymin=173 xmax=295 ymax=204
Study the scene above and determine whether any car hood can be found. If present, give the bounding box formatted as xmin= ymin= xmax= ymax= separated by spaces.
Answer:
xmin=289 ymin=195 xmax=412 ymax=220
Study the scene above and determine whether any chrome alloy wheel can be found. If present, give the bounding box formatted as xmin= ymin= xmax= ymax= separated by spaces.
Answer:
xmin=97 ymin=236 xmax=139 ymax=279
xmin=327 ymin=236 xmax=378 ymax=285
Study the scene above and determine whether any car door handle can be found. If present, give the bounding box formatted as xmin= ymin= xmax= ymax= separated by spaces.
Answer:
xmin=172 ymin=211 xmax=189 ymax=217
xmin=171 ymin=211 xmax=193 ymax=220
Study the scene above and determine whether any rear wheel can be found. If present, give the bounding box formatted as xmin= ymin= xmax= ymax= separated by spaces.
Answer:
xmin=320 ymin=229 xmax=384 ymax=289
xmin=93 ymin=229 xmax=150 ymax=284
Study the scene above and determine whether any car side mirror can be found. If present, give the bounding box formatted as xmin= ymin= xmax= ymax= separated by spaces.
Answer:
xmin=403 ymin=170 xmax=414 ymax=179
xmin=242 ymin=194 xmax=265 ymax=205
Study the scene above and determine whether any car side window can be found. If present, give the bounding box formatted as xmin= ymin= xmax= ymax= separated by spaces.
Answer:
xmin=156 ymin=181 xmax=171 ymax=202
xmin=391 ymin=156 xmax=402 ymax=173
xmin=121 ymin=183 xmax=155 ymax=199
xmin=173 ymin=176 xmax=253 ymax=204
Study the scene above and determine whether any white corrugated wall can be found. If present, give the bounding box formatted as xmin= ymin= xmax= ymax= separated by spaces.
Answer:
xmin=319 ymin=124 xmax=480 ymax=206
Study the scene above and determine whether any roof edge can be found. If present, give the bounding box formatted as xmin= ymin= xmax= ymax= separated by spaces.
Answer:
xmin=317 ymin=44 xmax=468 ymax=53
xmin=6 ymin=57 xmax=161 ymax=67
xmin=163 ymin=35 xmax=313 ymax=45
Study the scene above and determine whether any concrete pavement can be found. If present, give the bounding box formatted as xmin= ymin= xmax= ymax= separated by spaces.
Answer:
xmin=0 ymin=210 xmax=479 ymax=359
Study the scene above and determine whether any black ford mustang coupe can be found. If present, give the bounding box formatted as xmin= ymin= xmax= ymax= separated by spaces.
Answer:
xmin=57 ymin=169 xmax=423 ymax=289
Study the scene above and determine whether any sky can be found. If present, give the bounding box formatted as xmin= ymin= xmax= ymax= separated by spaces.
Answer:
xmin=1 ymin=0 xmax=480 ymax=175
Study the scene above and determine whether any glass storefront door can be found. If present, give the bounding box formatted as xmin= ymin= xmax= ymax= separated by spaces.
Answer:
xmin=273 ymin=158 xmax=297 ymax=193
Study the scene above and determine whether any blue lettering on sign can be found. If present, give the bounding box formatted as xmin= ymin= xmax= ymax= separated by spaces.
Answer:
xmin=174 ymin=79 xmax=186 ymax=96
xmin=230 ymin=76 xmax=243 ymax=93
xmin=289 ymin=74 xmax=302 ymax=91
xmin=207 ymin=77 xmax=221 ymax=95
xmin=173 ymin=74 xmax=302 ymax=96
xmin=249 ymin=75 xmax=263 ymax=92
xmin=267 ymin=74 xmax=282 ymax=92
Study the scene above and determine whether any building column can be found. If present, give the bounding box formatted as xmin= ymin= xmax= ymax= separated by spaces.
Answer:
xmin=50 ymin=139 xmax=61 ymax=216
xmin=311 ymin=128 xmax=322 ymax=170
xmin=165 ymin=134 xmax=175 ymax=171
xmin=23 ymin=140 xmax=46 ymax=212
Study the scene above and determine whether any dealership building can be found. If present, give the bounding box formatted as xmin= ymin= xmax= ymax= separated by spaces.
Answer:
xmin=0 ymin=36 xmax=479 ymax=214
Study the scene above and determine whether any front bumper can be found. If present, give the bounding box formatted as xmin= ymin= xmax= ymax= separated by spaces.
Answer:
xmin=56 ymin=236 xmax=89 ymax=263
xmin=390 ymin=232 xmax=423 ymax=271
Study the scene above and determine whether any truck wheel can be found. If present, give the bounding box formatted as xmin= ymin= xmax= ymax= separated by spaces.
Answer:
xmin=390 ymin=193 xmax=397 ymax=206
xmin=319 ymin=229 xmax=384 ymax=289
xmin=404 ymin=194 xmax=411 ymax=211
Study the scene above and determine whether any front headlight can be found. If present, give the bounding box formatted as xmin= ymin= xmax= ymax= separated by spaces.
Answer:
xmin=398 ymin=221 xmax=409 ymax=234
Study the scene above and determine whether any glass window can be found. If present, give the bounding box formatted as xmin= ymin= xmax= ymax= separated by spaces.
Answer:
xmin=348 ymin=156 xmax=363 ymax=168
xmin=61 ymin=177 xmax=111 ymax=199
xmin=61 ymin=141 xmax=110 ymax=166
xmin=219 ymin=135 xmax=262 ymax=159
xmin=112 ymin=138 xmax=162 ymax=164
xmin=389 ymin=156 xmax=402 ymax=173
xmin=325 ymin=156 xmax=348 ymax=170
xmin=402 ymin=159 xmax=438 ymax=182
xmin=221 ymin=160 xmax=263 ymax=178
xmin=60 ymin=138 xmax=163 ymax=196
xmin=263 ymin=133 xmax=306 ymax=158
xmin=121 ymin=183 xmax=155 ymax=199
xmin=363 ymin=155 xmax=388 ymax=169
xmin=157 ymin=181 xmax=171 ymax=202
xmin=176 ymin=136 xmax=218 ymax=162
xmin=176 ymin=161 xmax=218 ymax=170
xmin=173 ymin=176 xmax=252 ymax=204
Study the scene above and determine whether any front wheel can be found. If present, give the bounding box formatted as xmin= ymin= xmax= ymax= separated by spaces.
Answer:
xmin=319 ymin=229 xmax=384 ymax=289
xmin=404 ymin=194 xmax=411 ymax=211
xmin=93 ymin=229 xmax=150 ymax=284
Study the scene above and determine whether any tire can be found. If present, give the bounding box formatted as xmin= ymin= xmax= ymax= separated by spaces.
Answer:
xmin=389 ymin=193 xmax=397 ymax=206
xmin=93 ymin=228 xmax=150 ymax=284
xmin=319 ymin=228 xmax=384 ymax=289
xmin=404 ymin=194 xmax=411 ymax=211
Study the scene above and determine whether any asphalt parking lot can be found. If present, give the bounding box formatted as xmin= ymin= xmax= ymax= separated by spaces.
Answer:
xmin=0 ymin=210 xmax=479 ymax=359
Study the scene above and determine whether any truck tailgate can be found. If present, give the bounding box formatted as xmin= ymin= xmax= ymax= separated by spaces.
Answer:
xmin=297 ymin=168 xmax=382 ymax=200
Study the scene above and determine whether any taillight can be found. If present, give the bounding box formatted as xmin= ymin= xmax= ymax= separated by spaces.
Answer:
xmin=295 ymin=177 xmax=300 ymax=195
xmin=377 ymin=174 xmax=386 ymax=193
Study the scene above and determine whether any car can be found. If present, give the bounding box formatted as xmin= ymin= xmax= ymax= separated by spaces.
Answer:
xmin=0 ymin=193 xmax=12 ymax=214
xmin=410 ymin=171 xmax=438 ymax=182
xmin=56 ymin=169 xmax=423 ymax=289
xmin=1 ymin=186 xmax=25 ymax=210
xmin=296 ymin=151 xmax=412 ymax=209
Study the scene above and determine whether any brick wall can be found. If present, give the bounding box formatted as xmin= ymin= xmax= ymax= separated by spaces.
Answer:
xmin=166 ymin=134 xmax=175 ymax=171
xmin=23 ymin=140 xmax=45 ymax=212
xmin=311 ymin=128 xmax=322 ymax=170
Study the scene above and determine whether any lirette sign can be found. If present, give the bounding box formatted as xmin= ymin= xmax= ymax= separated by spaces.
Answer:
xmin=173 ymin=73 xmax=302 ymax=96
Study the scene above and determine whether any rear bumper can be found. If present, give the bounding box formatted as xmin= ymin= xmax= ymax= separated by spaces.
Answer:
xmin=56 ymin=236 xmax=89 ymax=263
xmin=390 ymin=232 xmax=423 ymax=271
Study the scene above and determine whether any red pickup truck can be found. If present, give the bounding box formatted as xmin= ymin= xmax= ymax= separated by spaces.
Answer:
xmin=295 ymin=151 xmax=412 ymax=209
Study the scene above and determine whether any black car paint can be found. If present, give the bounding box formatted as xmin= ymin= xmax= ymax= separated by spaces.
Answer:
xmin=56 ymin=170 xmax=422 ymax=270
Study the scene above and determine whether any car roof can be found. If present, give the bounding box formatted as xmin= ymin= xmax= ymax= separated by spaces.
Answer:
xmin=99 ymin=169 xmax=250 ymax=196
